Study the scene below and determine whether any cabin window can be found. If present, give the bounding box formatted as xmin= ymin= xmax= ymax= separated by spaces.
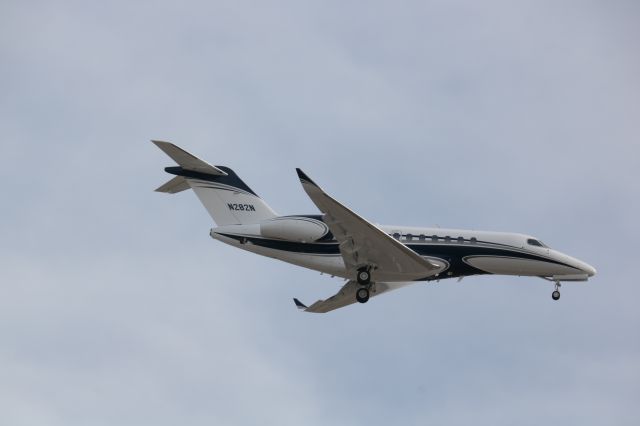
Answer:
xmin=527 ymin=238 xmax=548 ymax=248
xmin=470 ymin=237 xmax=477 ymax=244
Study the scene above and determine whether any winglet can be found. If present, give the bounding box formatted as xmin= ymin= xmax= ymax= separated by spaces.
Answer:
xmin=295 ymin=168 xmax=318 ymax=186
xmin=293 ymin=298 xmax=308 ymax=310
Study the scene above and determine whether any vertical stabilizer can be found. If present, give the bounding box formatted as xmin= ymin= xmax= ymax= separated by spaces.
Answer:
xmin=153 ymin=141 xmax=277 ymax=225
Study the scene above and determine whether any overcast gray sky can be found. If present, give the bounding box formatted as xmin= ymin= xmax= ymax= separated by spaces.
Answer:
xmin=1 ymin=0 xmax=639 ymax=425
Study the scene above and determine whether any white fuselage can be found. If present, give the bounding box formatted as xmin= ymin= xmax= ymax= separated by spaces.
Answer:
xmin=210 ymin=218 xmax=596 ymax=283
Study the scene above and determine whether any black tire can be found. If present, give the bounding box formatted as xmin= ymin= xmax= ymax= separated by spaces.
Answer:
xmin=357 ymin=269 xmax=371 ymax=285
xmin=552 ymin=290 xmax=561 ymax=301
xmin=356 ymin=287 xmax=370 ymax=304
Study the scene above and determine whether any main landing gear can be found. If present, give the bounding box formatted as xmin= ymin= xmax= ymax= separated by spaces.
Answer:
xmin=552 ymin=281 xmax=561 ymax=301
xmin=356 ymin=287 xmax=370 ymax=304
xmin=356 ymin=267 xmax=372 ymax=304
xmin=357 ymin=268 xmax=371 ymax=285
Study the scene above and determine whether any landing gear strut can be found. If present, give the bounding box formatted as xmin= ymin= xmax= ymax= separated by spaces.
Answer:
xmin=552 ymin=281 xmax=561 ymax=301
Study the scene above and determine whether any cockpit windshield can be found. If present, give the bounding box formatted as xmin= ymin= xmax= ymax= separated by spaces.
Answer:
xmin=527 ymin=238 xmax=548 ymax=248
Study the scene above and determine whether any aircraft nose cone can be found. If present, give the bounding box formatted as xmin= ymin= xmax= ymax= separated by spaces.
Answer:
xmin=556 ymin=250 xmax=597 ymax=278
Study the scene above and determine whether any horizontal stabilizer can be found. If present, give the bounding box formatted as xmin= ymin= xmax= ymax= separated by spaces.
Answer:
xmin=152 ymin=140 xmax=228 ymax=176
xmin=155 ymin=176 xmax=190 ymax=193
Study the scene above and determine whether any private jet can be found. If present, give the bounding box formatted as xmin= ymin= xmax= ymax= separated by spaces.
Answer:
xmin=153 ymin=141 xmax=596 ymax=313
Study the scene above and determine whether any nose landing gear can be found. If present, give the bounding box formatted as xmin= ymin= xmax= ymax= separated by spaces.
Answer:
xmin=552 ymin=281 xmax=561 ymax=301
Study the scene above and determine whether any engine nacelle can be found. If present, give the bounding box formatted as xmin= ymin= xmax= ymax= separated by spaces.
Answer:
xmin=260 ymin=216 xmax=329 ymax=242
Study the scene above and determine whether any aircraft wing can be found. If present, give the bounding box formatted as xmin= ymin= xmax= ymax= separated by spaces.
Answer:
xmin=294 ymin=280 xmax=413 ymax=313
xmin=296 ymin=169 xmax=440 ymax=279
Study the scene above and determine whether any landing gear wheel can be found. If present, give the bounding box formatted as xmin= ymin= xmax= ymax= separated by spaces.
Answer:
xmin=356 ymin=287 xmax=370 ymax=304
xmin=552 ymin=281 xmax=561 ymax=301
xmin=357 ymin=269 xmax=371 ymax=285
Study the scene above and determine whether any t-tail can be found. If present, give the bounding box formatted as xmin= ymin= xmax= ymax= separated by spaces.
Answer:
xmin=152 ymin=140 xmax=277 ymax=225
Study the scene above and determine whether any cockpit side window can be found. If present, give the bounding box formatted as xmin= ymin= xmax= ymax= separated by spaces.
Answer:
xmin=527 ymin=238 xmax=548 ymax=248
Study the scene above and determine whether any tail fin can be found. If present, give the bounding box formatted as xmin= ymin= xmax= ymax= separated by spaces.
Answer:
xmin=152 ymin=140 xmax=277 ymax=225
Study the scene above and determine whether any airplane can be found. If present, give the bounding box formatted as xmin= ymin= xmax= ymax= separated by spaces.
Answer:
xmin=152 ymin=140 xmax=596 ymax=313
